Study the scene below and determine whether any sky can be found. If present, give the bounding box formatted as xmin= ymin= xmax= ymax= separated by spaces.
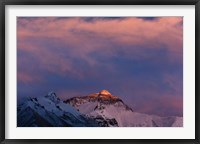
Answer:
xmin=17 ymin=17 xmax=183 ymax=117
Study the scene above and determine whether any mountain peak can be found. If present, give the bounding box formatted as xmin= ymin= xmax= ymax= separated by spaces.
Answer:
xmin=96 ymin=90 xmax=120 ymax=102
xmin=99 ymin=90 xmax=112 ymax=96
xmin=45 ymin=91 xmax=60 ymax=103
xmin=47 ymin=91 xmax=57 ymax=97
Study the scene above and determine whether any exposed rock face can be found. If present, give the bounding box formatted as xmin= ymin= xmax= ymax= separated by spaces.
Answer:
xmin=99 ymin=90 xmax=112 ymax=96
xmin=97 ymin=90 xmax=119 ymax=102
xmin=92 ymin=115 xmax=118 ymax=127
xmin=65 ymin=90 xmax=125 ymax=106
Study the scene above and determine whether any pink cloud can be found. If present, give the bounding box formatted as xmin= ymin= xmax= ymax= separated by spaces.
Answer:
xmin=18 ymin=72 xmax=41 ymax=83
xmin=163 ymin=73 xmax=182 ymax=93
xmin=17 ymin=17 xmax=183 ymax=53
xmin=135 ymin=95 xmax=183 ymax=116
xmin=17 ymin=17 xmax=183 ymax=79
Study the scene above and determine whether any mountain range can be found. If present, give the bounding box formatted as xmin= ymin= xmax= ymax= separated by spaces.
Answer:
xmin=17 ymin=90 xmax=183 ymax=127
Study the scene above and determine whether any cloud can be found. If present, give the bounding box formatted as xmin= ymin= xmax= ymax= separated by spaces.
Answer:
xmin=137 ymin=96 xmax=183 ymax=117
xmin=17 ymin=17 xmax=183 ymax=79
xmin=17 ymin=17 xmax=183 ymax=54
xmin=17 ymin=72 xmax=41 ymax=83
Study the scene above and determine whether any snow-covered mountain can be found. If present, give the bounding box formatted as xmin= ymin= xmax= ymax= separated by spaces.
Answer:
xmin=17 ymin=92 xmax=98 ymax=127
xmin=17 ymin=90 xmax=183 ymax=127
xmin=64 ymin=90 xmax=183 ymax=127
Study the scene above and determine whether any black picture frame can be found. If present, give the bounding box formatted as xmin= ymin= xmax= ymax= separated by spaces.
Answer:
xmin=0 ymin=0 xmax=199 ymax=144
